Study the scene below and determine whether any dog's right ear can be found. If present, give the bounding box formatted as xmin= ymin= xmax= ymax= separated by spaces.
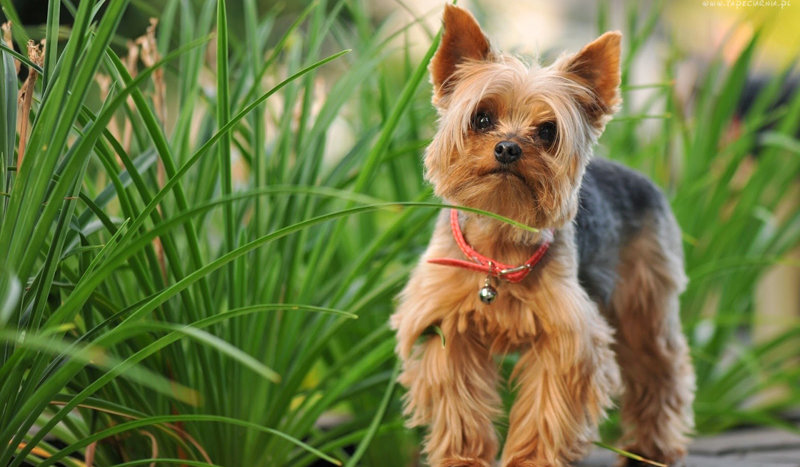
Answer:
xmin=430 ymin=5 xmax=491 ymax=101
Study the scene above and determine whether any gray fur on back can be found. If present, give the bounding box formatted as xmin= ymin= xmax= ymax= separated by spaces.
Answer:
xmin=574 ymin=158 xmax=670 ymax=306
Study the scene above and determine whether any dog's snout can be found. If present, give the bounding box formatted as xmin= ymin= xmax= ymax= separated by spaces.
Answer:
xmin=494 ymin=141 xmax=522 ymax=164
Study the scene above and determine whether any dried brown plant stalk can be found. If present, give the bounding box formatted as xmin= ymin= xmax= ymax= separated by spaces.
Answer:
xmin=1 ymin=22 xmax=19 ymax=74
xmin=126 ymin=18 xmax=168 ymax=280
xmin=136 ymin=18 xmax=166 ymax=126
xmin=17 ymin=40 xmax=44 ymax=169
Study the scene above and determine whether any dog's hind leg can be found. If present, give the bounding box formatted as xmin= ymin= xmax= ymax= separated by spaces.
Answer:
xmin=610 ymin=214 xmax=695 ymax=466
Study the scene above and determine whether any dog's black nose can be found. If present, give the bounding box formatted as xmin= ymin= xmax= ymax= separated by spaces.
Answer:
xmin=494 ymin=141 xmax=522 ymax=164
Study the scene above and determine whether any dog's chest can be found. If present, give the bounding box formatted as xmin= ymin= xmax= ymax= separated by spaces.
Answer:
xmin=449 ymin=273 xmax=546 ymax=350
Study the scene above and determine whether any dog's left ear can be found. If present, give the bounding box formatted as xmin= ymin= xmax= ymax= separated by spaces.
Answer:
xmin=430 ymin=5 xmax=492 ymax=102
xmin=559 ymin=31 xmax=622 ymax=114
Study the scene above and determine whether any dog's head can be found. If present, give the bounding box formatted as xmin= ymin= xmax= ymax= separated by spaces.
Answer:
xmin=425 ymin=5 xmax=621 ymax=228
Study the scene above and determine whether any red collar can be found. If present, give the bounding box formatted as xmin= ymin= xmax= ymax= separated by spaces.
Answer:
xmin=427 ymin=209 xmax=553 ymax=283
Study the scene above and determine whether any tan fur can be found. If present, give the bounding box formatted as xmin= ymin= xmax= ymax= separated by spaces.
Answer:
xmin=392 ymin=216 xmax=621 ymax=467
xmin=557 ymin=31 xmax=623 ymax=116
xmin=606 ymin=216 xmax=695 ymax=466
xmin=391 ymin=6 xmax=693 ymax=466
xmin=430 ymin=5 xmax=492 ymax=102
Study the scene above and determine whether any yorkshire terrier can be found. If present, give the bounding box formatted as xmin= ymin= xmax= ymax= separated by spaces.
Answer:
xmin=390 ymin=5 xmax=695 ymax=467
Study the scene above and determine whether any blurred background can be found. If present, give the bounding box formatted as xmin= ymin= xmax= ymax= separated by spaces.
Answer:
xmin=1 ymin=0 xmax=798 ymax=466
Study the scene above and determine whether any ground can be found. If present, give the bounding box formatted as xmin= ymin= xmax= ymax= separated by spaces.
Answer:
xmin=579 ymin=426 xmax=800 ymax=466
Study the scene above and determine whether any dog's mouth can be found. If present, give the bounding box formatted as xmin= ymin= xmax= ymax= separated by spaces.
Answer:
xmin=485 ymin=167 xmax=526 ymax=182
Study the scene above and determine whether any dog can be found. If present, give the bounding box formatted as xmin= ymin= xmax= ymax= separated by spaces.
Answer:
xmin=389 ymin=5 xmax=695 ymax=466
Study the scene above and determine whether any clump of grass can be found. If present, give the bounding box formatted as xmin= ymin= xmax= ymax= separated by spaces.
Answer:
xmin=0 ymin=1 xmax=798 ymax=466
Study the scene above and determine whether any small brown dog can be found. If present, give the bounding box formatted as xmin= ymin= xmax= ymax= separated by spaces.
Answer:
xmin=390 ymin=5 xmax=695 ymax=467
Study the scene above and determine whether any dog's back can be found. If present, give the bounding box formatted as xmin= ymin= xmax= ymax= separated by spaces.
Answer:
xmin=575 ymin=158 xmax=676 ymax=305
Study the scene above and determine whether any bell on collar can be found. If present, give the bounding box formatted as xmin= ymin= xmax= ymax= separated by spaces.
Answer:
xmin=479 ymin=284 xmax=497 ymax=304
xmin=479 ymin=276 xmax=497 ymax=304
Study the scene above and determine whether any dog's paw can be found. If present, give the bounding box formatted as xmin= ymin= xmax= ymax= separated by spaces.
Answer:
xmin=441 ymin=456 xmax=493 ymax=467
xmin=619 ymin=460 xmax=650 ymax=467
xmin=503 ymin=457 xmax=541 ymax=467
xmin=617 ymin=455 xmax=686 ymax=467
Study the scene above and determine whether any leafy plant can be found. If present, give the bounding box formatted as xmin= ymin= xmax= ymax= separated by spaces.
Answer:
xmin=0 ymin=0 xmax=435 ymax=465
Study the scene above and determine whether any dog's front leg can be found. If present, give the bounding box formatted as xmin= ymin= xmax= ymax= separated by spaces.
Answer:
xmin=502 ymin=287 xmax=620 ymax=467
xmin=397 ymin=323 xmax=501 ymax=467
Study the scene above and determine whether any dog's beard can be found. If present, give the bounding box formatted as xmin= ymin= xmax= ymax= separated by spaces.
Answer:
xmin=438 ymin=158 xmax=577 ymax=230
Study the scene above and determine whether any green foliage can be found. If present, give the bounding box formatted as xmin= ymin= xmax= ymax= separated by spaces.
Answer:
xmin=0 ymin=0 xmax=798 ymax=465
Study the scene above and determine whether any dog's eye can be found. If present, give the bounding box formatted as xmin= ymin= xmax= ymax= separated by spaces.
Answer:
xmin=537 ymin=121 xmax=557 ymax=146
xmin=472 ymin=111 xmax=494 ymax=132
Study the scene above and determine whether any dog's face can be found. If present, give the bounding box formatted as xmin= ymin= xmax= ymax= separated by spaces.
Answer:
xmin=424 ymin=5 xmax=622 ymax=228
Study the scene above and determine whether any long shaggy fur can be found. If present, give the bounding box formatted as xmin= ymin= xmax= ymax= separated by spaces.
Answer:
xmin=391 ymin=5 xmax=694 ymax=466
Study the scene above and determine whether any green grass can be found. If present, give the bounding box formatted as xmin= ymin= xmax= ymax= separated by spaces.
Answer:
xmin=1 ymin=0 xmax=799 ymax=465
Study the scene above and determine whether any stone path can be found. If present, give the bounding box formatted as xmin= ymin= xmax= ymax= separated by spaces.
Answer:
xmin=579 ymin=427 xmax=800 ymax=466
